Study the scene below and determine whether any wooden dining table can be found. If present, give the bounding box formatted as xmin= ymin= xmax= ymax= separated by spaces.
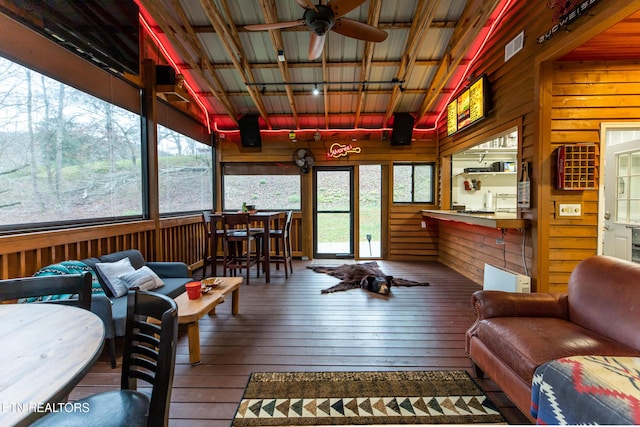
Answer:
xmin=211 ymin=211 xmax=283 ymax=283
xmin=0 ymin=303 xmax=105 ymax=426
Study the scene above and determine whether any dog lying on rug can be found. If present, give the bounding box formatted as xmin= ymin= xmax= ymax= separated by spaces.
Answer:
xmin=308 ymin=261 xmax=429 ymax=294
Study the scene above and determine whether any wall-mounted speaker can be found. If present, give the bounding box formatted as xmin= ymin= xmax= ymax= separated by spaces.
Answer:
xmin=239 ymin=114 xmax=262 ymax=148
xmin=390 ymin=112 xmax=414 ymax=146
xmin=156 ymin=65 xmax=176 ymax=85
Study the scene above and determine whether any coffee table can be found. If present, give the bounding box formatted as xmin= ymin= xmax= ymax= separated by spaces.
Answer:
xmin=174 ymin=277 xmax=243 ymax=365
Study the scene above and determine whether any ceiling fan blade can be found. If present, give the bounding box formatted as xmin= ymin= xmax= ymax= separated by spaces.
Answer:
xmin=308 ymin=32 xmax=326 ymax=60
xmin=327 ymin=0 xmax=366 ymax=17
xmin=294 ymin=0 xmax=318 ymax=12
xmin=333 ymin=18 xmax=388 ymax=42
xmin=244 ymin=20 xmax=305 ymax=31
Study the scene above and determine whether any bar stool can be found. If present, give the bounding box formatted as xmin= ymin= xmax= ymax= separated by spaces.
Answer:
xmin=202 ymin=211 xmax=225 ymax=277
xmin=221 ymin=213 xmax=264 ymax=285
xmin=269 ymin=210 xmax=293 ymax=278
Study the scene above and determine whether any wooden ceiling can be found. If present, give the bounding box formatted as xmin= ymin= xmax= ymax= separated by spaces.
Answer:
xmin=135 ymin=0 xmax=638 ymax=134
xmin=561 ymin=10 xmax=640 ymax=61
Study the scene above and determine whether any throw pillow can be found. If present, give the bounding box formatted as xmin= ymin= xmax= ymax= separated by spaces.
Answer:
xmin=94 ymin=258 xmax=136 ymax=298
xmin=118 ymin=266 xmax=165 ymax=292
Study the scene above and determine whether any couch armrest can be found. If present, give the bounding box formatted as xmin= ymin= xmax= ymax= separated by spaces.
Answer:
xmin=91 ymin=294 xmax=115 ymax=339
xmin=465 ymin=290 xmax=569 ymax=355
xmin=471 ymin=290 xmax=569 ymax=319
xmin=146 ymin=261 xmax=191 ymax=278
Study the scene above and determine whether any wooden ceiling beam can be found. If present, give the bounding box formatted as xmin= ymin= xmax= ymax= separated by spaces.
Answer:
xmin=383 ymin=0 xmax=440 ymax=127
xmin=256 ymin=0 xmax=300 ymax=129
xmin=354 ymin=0 xmax=383 ymax=129
xmin=197 ymin=0 xmax=272 ymax=128
xmin=415 ymin=0 xmax=502 ymax=123
xmin=138 ymin=0 xmax=238 ymax=122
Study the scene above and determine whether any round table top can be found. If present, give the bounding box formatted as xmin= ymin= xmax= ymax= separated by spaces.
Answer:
xmin=0 ymin=303 xmax=105 ymax=426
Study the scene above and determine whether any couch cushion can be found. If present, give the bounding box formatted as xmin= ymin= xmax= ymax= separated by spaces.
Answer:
xmin=94 ymin=258 xmax=136 ymax=298
xmin=98 ymin=250 xmax=146 ymax=269
xmin=475 ymin=317 xmax=640 ymax=384
xmin=110 ymin=277 xmax=189 ymax=336
xmin=118 ymin=266 xmax=164 ymax=291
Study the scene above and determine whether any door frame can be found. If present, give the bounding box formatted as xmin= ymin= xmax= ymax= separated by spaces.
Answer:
xmin=313 ymin=166 xmax=354 ymax=259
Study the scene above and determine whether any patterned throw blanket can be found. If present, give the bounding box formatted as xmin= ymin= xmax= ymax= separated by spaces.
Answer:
xmin=308 ymin=261 xmax=429 ymax=294
xmin=23 ymin=260 xmax=104 ymax=303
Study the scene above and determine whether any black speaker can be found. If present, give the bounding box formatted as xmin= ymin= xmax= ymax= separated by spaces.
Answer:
xmin=239 ymin=114 xmax=262 ymax=148
xmin=390 ymin=112 xmax=414 ymax=146
xmin=156 ymin=65 xmax=176 ymax=85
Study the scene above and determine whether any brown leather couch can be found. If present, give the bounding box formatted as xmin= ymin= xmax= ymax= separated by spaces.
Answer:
xmin=465 ymin=256 xmax=640 ymax=421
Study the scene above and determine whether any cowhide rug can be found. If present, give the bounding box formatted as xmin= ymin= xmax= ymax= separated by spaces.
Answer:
xmin=307 ymin=261 xmax=429 ymax=294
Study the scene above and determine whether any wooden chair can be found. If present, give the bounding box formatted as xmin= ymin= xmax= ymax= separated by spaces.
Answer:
xmin=202 ymin=211 xmax=225 ymax=277
xmin=0 ymin=272 xmax=92 ymax=310
xmin=32 ymin=290 xmax=178 ymax=427
xmin=222 ymin=213 xmax=264 ymax=285
xmin=269 ymin=210 xmax=294 ymax=278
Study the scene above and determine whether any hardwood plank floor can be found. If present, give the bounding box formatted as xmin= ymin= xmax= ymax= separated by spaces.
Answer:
xmin=71 ymin=260 xmax=532 ymax=426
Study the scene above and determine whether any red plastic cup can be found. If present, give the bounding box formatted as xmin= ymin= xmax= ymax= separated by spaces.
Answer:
xmin=185 ymin=282 xmax=201 ymax=300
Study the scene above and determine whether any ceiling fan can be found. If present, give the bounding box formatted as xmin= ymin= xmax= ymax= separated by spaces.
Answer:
xmin=244 ymin=0 xmax=388 ymax=60
xmin=292 ymin=148 xmax=315 ymax=174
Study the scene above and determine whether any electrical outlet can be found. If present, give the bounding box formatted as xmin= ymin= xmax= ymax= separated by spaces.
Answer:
xmin=421 ymin=221 xmax=427 ymax=229
xmin=558 ymin=203 xmax=582 ymax=217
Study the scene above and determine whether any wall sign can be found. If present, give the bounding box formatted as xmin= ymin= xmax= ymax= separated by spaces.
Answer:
xmin=446 ymin=75 xmax=489 ymax=136
xmin=327 ymin=142 xmax=361 ymax=158
xmin=537 ymin=0 xmax=600 ymax=44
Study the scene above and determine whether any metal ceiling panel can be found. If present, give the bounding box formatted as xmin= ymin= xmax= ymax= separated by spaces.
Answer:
xmin=134 ymin=0 xmax=512 ymax=132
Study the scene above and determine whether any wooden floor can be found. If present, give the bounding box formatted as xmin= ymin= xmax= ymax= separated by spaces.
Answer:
xmin=71 ymin=259 xmax=532 ymax=426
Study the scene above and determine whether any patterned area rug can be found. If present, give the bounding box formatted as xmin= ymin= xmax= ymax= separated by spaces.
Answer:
xmin=232 ymin=370 xmax=505 ymax=426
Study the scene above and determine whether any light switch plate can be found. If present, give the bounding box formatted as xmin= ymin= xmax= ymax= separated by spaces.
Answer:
xmin=558 ymin=203 xmax=582 ymax=217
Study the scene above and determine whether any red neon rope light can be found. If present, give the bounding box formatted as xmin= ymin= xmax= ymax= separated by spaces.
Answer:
xmin=138 ymin=14 xmax=212 ymax=133
xmin=138 ymin=0 xmax=514 ymax=136
xmin=431 ymin=0 xmax=516 ymax=131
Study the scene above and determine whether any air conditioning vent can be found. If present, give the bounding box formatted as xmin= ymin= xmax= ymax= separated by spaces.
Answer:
xmin=505 ymin=31 xmax=524 ymax=62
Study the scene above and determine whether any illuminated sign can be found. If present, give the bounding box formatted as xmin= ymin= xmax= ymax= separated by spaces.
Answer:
xmin=327 ymin=142 xmax=361 ymax=158
xmin=446 ymin=75 xmax=489 ymax=136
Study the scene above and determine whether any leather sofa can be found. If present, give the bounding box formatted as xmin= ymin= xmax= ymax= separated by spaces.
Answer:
xmin=465 ymin=256 xmax=640 ymax=421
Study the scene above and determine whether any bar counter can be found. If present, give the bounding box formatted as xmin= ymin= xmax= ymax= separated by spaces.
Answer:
xmin=421 ymin=210 xmax=530 ymax=230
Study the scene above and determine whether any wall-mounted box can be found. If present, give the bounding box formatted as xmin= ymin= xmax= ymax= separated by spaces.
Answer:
xmin=556 ymin=144 xmax=598 ymax=190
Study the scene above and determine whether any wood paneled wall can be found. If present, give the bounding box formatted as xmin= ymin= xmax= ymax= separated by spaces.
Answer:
xmin=435 ymin=1 xmax=640 ymax=292
xmin=545 ymin=61 xmax=640 ymax=291
xmin=435 ymin=221 xmax=531 ymax=284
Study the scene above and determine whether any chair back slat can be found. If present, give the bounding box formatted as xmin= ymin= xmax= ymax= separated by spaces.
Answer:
xmin=0 ymin=272 xmax=92 ymax=311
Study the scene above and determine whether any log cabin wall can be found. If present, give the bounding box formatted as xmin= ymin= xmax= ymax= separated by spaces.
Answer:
xmin=217 ymin=132 xmax=439 ymax=261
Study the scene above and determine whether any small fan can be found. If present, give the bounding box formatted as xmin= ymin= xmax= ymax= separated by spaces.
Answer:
xmin=293 ymin=148 xmax=315 ymax=174
xmin=244 ymin=0 xmax=388 ymax=60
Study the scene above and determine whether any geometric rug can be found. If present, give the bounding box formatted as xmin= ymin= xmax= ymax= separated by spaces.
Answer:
xmin=232 ymin=370 xmax=505 ymax=425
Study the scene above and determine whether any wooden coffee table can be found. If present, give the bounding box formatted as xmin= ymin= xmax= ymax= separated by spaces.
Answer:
xmin=174 ymin=277 xmax=243 ymax=365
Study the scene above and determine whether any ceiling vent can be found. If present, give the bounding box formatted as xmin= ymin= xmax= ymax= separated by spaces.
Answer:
xmin=504 ymin=31 xmax=524 ymax=62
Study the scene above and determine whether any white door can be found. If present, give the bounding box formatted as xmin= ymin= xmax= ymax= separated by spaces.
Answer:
xmin=601 ymin=125 xmax=640 ymax=261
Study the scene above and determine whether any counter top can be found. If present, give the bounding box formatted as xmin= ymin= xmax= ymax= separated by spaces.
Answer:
xmin=421 ymin=210 xmax=530 ymax=229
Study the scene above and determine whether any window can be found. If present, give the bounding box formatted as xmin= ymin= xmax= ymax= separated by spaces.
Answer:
xmin=393 ymin=163 xmax=435 ymax=203
xmin=222 ymin=163 xmax=301 ymax=211
xmin=0 ymin=56 xmax=142 ymax=230
xmin=616 ymin=151 xmax=640 ymax=223
xmin=158 ymin=125 xmax=213 ymax=214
